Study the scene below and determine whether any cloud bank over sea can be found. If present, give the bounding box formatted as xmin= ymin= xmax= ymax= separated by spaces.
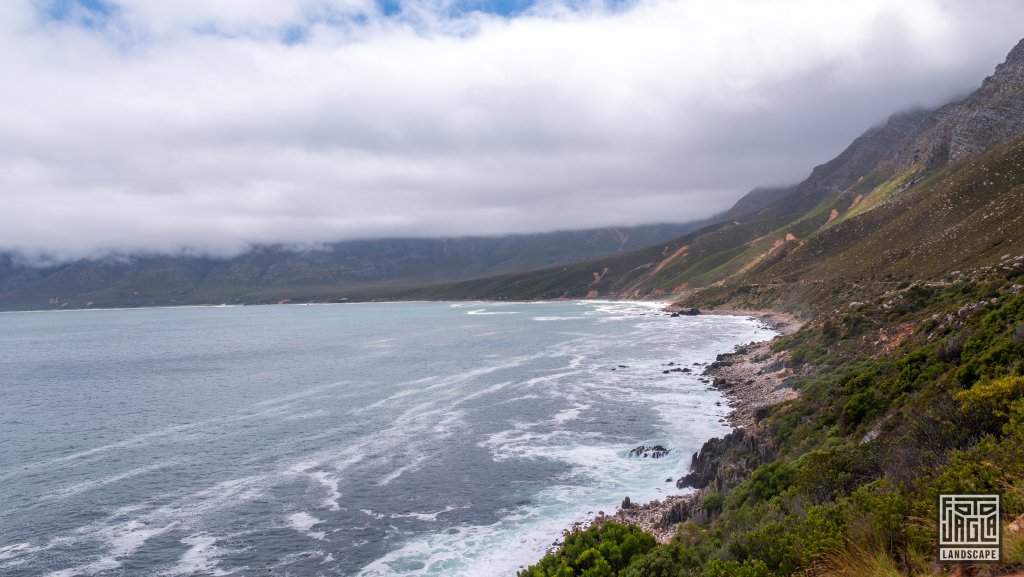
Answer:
xmin=3 ymin=0 xmax=1023 ymax=261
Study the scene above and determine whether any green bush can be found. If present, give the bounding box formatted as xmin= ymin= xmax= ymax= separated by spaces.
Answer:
xmin=703 ymin=558 xmax=773 ymax=577
xmin=748 ymin=462 xmax=795 ymax=502
xmin=703 ymin=492 xmax=725 ymax=514
xmin=840 ymin=391 xmax=879 ymax=431
xmin=618 ymin=547 xmax=684 ymax=577
xmin=518 ymin=522 xmax=657 ymax=577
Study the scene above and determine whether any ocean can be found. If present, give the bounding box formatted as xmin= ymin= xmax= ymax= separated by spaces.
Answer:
xmin=0 ymin=300 xmax=774 ymax=576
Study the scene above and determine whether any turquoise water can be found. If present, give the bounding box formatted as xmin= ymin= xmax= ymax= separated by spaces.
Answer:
xmin=0 ymin=301 xmax=773 ymax=576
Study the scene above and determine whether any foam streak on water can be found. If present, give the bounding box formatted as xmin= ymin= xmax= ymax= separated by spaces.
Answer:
xmin=0 ymin=301 xmax=774 ymax=576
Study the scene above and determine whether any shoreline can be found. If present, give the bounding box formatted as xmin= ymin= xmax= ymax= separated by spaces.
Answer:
xmin=587 ymin=308 xmax=805 ymax=544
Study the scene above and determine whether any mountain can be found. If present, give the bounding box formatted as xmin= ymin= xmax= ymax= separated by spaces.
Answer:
xmin=518 ymin=38 xmax=1024 ymax=577
xmin=8 ymin=40 xmax=1024 ymax=314
xmin=439 ymin=38 xmax=1024 ymax=314
xmin=0 ymin=222 xmax=706 ymax=311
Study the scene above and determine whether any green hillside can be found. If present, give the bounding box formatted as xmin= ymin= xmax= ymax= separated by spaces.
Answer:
xmin=513 ymin=37 xmax=1024 ymax=577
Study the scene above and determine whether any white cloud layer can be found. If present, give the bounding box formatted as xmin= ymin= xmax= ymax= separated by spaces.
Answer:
xmin=2 ymin=0 xmax=1023 ymax=260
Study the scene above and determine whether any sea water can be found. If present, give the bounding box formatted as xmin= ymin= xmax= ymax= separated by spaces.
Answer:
xmin=0 ymin=301 xmax=774 ymax=576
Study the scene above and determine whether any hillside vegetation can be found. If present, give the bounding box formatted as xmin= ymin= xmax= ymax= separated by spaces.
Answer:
xmin=428 ymin=40 xmax=1024 ymax=311
xmin=520 ymin=258 xmax=1024 ymax=577
xmin=515 ymin=38 xmax=1024 ymax=577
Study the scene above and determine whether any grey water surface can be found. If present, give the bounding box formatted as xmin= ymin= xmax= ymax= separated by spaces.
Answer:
xmin=0 ymin=301 xmax=773 ymax=576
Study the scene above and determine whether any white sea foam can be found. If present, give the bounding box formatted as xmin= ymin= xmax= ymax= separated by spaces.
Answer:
xmin=309 ymin=471 xmax=343 ymax=511
xmin=378 ymin=455 xmax=430 ymax=486
xmin=2 ymin=382 xmax=352 ymax=482
xmin=392 ymin=505 xmax=466 ymax=522
xmin=551 ymin=404 xmax=589 ymax=425
xmin=288 ymin=512 xmax=326 ymax=540
xmin=0 ymin=542 xmax=37 ymax=561
xmin=355 ymin=498 xmax=608 ymax=577
xmin=44 ymin=520 xmax=174 ymax=577
xmin=160 ymin=535 xmax=228 ymax=576
xmin=44 ymin=461 xmax=180 ymax=502
xmin=360 ymin=509 xmax=387 ymax=520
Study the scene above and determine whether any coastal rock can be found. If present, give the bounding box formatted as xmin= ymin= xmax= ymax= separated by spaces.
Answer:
xmin=701 ymin=334 xmax=801 ymax=427
xmin=628 ymin=444 xmax=671 ymax=459
xmin=656 ymin=492 xmax=707 ymax=527
xmin=677 ymin=428 xmax=775 ymax=492
xmin=593 ymin=494 xmax=696 ymax=544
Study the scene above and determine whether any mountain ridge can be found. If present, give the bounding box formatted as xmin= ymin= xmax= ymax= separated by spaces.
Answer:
xmin=428 ymin=37 xmax=1024 ymax=314
xmin=0 ymin=222 xmax=708 ymax=310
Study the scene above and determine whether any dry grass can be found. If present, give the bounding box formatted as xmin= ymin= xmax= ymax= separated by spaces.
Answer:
xmin=811 ymin=541 xmax=905 ymax=577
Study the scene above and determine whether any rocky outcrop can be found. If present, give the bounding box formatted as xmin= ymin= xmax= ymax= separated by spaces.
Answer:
xmin=895 ymin=39 xmax=1024 ymax=170
xmin=628 ymin=445 xmax=671 ymax=459
xmin=594 ymin=494 xmax=697 ymax=544
xmin=656 ymin=491 xmax=707 ymax=528
xmin=677 ymin=428 xmax=775 ymax=493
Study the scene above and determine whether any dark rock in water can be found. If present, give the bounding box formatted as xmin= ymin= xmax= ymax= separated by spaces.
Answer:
xmin=670 ymin=312 xmax=680 ymax=317
xmin=682 ymin=367 xmax=691 ymax=373
xmin=617 ymin=364 xmax=628 ymax=368
xmin=621 ymin=496 xmax=633 ymax=509
xmin=677 ymin=307 xmax=701 ymax=316
xmin=670 ymin=367 xmax=684 ymax=373
xmin=662 ymin=369 xmax=671 ymax=374
xmin=628 ymin=444 xmax=671 ymax=459
xmin=667 ymin=362 xmax=675 ymax=366
xmin=665 ymin=478 xmax=673 ymax=483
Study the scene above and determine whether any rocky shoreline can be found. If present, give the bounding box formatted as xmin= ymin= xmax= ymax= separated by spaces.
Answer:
xmin=587 ymin=309 xmax=805 ymax=544
xmin=700 ymin=309 xmax=803 ymax=428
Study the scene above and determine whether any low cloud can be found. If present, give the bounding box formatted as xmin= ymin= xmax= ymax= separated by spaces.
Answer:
xmin=2 ymin=0 xmax=1023 ymax=261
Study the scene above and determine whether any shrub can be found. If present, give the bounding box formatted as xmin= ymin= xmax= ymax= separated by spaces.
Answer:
xmin=748 ymin=462 xmax=795 ymax=502
xmin=956 ymin=375 xmax=1024 ymax=422
xmin=703 ymin=558 xmax=773 ymax=577
xmin=518 ymin=522 xmax=657 ymax=577
xmin=618 ymin=547 xmax=683 ymax=577
xmin=703 ymin=492 xmax=725 ymax=514
xmin=840 ymin=391 xmax=880 ymax=432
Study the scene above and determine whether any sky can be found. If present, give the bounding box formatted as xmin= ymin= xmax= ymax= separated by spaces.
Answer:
xmin=2 ymin=0 xmax=1023 ymax=262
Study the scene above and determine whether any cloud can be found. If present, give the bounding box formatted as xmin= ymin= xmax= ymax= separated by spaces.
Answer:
xmin=1 ymin=0 xmax=1023 ymax=261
